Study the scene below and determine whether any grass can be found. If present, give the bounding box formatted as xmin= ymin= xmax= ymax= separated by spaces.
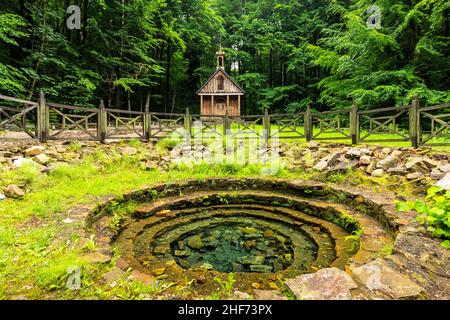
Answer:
xmin=0 ymin=142 xmax=297 ymax=299
xmin=186 ymin=123 xmax=450 ymax=151
xmin=0 ymin=138 xmax=440 ymax=300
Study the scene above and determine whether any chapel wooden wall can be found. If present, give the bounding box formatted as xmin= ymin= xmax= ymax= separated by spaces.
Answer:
xmin=200 ymin=96 xmax=240 ymax=116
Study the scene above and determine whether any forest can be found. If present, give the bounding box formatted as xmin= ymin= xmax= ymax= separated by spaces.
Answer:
xmin=0 ymin=0 xmax=449 ymax=115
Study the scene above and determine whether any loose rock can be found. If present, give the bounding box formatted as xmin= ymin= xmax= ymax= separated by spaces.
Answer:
xmin=284 ymin=268 xmax=358 ymax=300
xmin=352 ymin=259 xmax=424 ymax=299
xmin=4 ymin=184 xmax=25 ymax=198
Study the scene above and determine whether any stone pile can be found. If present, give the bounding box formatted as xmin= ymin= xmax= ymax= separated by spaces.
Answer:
xmin=1 ymin=140 xmax=450 ymax=200
xmin=281 ymin=141 xmax=450 ymax=184
xmin=0 ymin=141 xmax=161 ymax=199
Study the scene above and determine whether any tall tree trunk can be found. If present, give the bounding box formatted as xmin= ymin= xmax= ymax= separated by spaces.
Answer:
xmin=170 ymin=90 xmax=176 ymax=114
xmin=165 ymin=44 xmax=172 ymax=113
xmin=115 ymin=87 xmax=121 ymax=108
xmin=269 ymin=48 xmax=274 ymax=88
xmin=27 ymin=1 xmax=47 ymax=100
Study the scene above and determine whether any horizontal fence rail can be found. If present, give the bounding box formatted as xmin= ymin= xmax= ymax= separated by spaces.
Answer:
xmin=0 ymin=93 xmax=449 ymax=147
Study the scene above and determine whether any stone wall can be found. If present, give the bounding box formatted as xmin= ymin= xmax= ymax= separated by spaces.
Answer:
xmin=1 ymin=140 xmax=450 ymax=199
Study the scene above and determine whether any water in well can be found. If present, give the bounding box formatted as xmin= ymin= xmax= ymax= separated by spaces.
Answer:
xmin=168 ymin=222 xmax=311 ymax=273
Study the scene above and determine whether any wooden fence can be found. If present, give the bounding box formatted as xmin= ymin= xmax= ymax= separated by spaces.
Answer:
xmin=0 ymin=92 xmax=449 ymax=147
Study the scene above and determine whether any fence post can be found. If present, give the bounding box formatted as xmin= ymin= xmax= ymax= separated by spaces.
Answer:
xmin=304 ymin=106 xmax=313 ymax=142
xmin=98 ymin=100 xmax=107 ymax=144
xmin=263 ymin=109 xmax=270 ymax=145
xmin=37 ymin=91 xmax=48 ymax=143
xmin=144 ymin=103 xmax=151 ymax=140
xmin=350 ymin=102 xmax=359 ymax=145
xmin=184 ymin=108 xmax=191 ymax=138
xmin=223 ymin=110 xmax=230 ymax=137
xmin=410 ymin=96 xmax=420 ymax=148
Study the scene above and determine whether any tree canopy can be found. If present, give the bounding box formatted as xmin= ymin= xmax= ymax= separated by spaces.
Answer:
xmin=0 ymin=0 xmax=448 ymax=113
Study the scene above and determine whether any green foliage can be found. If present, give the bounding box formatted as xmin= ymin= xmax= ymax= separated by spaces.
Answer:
xmin=309 ymin=0 xmax=450 ymax=109
xmin=0 ymin=1 xmax=448 ymax=112
xmin=397 ymin=186 xmax=450 ymax=248
xmin=214 ymin=273 xmax=236 ymax=298
xmin=344 ymin=229 xmax=363 ymax=252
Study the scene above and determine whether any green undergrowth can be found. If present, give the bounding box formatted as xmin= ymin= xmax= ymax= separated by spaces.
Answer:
xmin=0 ymin=141 xmax=435 ymax=299
xmin=0 ymin=143 xmax=292 ymax=299
xmin=397 ymin=186 xmax=450 ymax=249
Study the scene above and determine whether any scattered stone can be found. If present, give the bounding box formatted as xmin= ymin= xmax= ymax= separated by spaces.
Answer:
xmin=435 ymin=173 xmax=450 ymax=190
xmin=238 ymin=255 xmax=265 ymax=265
xmin=241 ymin=227 xmax=258 ymax=234
xmin=244 ymin=240 xmax=256 ymax=250
xmin=391 ymin=150 xmax=404 ymax=158
xmin=352 ymin=259 xmax=424 ymax=299
xmin=186 ymin=235 xmax=204 ymax=249
xmin=195 ymin=273 xmax=207 ymax=285
xmin=115 ymin=258 xmax=130 ymax=270
xmin=430 ymin=169 xmax=445 ymax=180
xmin=263 ymin=229 xmax=274 ymax=238
xmin=438 ymin=164 xmax=450 ymax=173
xmin=251 ymin=282 xmax=261 ymax=289
xmin=366 ymin=161 xmax=377 ymax=174
xmin=313 ymin=152 xmax=341 ymax=171
xmin=284 ymin=268 xmax=357 ymax=300
xmin=24 ymin=146 xmax=46 ymax=156
xmin=253 ymin=290 xmax=288 ymax=300
xmin=4 ymin=184 xmax=25 ymax=198
xmin=143 ymin=160 xmax=158 ymax=170
xmin=231 ymin=291 xmax=251 ymax=300
xmin=405 ymin=158 xmax=431 ymax=174
xmin=359 ymin=156 xmax=372 ymax=165
xmin=0 ymin=193 xmax=5 ymax=201
xmin=45 ymin=149 xmax=59 ymax=159
xmin=394 ymin=233 xmax=450 ymax=278
xmin=33 ymin=153 xmax=51 ymax=165
xmin=371 ymin=169 xmax=384 ymax=177
xmin=313 ymin=159 xmax=328 ymax=171
xmin=306 ymin=141 xmax=320 ymax=150
xmin=345 ymin=148 xmax=363 ymax=159
xmin=63 ymin=218 xmax=74 ymax=224
xmin=387 ymin=167 xmax=408 ymax=176
xmin=406 ymin=172 xmax=424 ymax=180
xmin=119 ymin=147 xmax=138 ymax=156
xmin=83 ymin=252 xmax=112 ymax=264
xmin=377 ymin=156 xmax=400 ymax=170
xmin=129 ymin=270 xmax=154 ymax=286
xmin=156 ymin=274 xmax=168 ymax=280
xmin=174 ymin=249 xmax=191 ymax=257
xmin=421 ymin=158 xmax=439 ymax=169
xmin=250 ymin=265 xmax=273 ymax=273
xmin=102 ymin=269 xmax=126 ymax=286
xmin=199 ymin=263 xmax=213 ymax=270
xmin=151 ymin=268 xmax=166 ymax=276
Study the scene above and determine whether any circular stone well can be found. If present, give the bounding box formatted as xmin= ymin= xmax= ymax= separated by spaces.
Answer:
xmin=85 ymin=178 xmax=412 ymax=296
